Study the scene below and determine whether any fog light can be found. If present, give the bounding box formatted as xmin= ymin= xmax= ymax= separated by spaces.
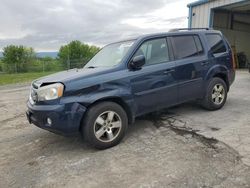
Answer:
xmin=47 ymin=118 xmax=52 ymax=126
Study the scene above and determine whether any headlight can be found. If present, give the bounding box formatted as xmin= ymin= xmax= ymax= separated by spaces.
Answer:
xmin=37 ymin=83 xmax=64 ymax=101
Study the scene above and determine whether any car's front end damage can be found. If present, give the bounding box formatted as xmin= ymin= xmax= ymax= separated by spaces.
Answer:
xmin=26 ymin=81 xmax=86 ymax=136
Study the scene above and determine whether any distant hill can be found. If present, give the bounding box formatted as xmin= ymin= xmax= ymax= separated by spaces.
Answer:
xmin=36 ymin=52 xmax=58 ymax=58
xmin=0 ymin=51 xmax=58 ymax=58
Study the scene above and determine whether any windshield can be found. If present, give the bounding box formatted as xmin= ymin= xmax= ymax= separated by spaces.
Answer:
xmin=85 ymin=40 xmax=134 ymax=68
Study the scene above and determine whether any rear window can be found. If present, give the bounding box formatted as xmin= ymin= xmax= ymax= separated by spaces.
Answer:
xmin=171 ymin=35 xmax=203 ymax=59
xmin=206 ymin=34 xmax=227 ymax=55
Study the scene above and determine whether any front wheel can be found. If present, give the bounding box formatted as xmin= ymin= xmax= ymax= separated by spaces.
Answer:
xmin=201 ymin=77 xmax=228 ymax=110
xmin=82 ymin=102 xmax=128 ymax=149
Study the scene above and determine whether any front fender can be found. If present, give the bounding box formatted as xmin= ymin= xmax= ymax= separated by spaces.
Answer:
xmin=61 ymin=81 xmax=136 ymax=121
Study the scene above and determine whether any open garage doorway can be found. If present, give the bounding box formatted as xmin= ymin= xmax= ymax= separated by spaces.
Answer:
xmin=212 ymin=1 xmax=250 ymax=69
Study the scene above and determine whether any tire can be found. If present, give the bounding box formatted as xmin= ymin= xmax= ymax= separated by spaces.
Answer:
xmin=82 ymin=102 xmax=128 ymax=149
xmin=201 ymin=77 xmax=228 ymax=111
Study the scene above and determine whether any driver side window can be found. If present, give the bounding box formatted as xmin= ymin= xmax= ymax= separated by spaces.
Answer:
xmin=134 ymin=38 xmax=170 ymax=65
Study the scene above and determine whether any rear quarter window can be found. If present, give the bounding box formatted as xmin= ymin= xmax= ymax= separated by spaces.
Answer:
xmin=171 ymin=35 xmax=204 ymax=60
xmin=205 ymin=34 xmax=227 ymax=56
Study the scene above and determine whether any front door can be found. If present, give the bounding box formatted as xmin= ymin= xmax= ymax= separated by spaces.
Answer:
xmin=129 ymin=38 xmax=178 ymax=116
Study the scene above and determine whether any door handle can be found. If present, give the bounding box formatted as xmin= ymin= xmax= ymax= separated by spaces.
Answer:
xmin=201 ymin=61 xmax=209 ymax=66
xmin=163 ymin=69 xmax=175 ymax=74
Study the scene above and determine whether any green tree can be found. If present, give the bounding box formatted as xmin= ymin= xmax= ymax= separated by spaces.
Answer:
xmin=2 ymin=45 xmax=35 ymax=73
xmin=0 ymin=60 xmax=4 ymax=72
xmin=58 ymin=40 xmax=100 ymax=69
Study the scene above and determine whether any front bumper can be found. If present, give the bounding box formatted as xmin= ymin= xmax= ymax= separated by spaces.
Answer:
xmin=26 ymin=101 xmax=86 ymax=136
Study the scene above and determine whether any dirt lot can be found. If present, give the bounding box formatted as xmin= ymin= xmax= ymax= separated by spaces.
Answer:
xmin=1 ymin=70 xmax=250 ymax=188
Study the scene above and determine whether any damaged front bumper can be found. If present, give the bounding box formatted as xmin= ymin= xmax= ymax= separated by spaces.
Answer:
xmin=26 ymin=101 xmax=86 ymax=136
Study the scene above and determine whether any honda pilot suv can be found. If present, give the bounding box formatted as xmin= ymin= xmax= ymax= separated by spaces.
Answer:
xmin=26 ymin=29 xmax=235 ymax=149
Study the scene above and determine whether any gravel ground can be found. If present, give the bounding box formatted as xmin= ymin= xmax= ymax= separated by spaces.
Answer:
xmin=0 ymin=71 xmax=250 ymax=188
xmin=161 ymin=70 xmax=250 ymax=166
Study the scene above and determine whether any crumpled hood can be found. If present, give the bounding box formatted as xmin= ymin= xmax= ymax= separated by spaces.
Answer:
xmin=33 ymin=67 xmax=110 ymax=87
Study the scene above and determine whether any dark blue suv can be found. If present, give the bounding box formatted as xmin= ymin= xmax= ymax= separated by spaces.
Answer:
xmin=26 ymin=29 xmax=235 ymax=149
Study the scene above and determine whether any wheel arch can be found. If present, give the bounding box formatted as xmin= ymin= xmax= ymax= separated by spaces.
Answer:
xmin=79 ymin=96 xmax=135 ymax=132
xmin=205 ymin=65 xmax=230 ymax=91
xmin=213 ymin=73 xmax=229 ymax=91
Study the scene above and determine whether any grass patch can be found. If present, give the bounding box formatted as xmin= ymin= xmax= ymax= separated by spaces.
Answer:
xmin=0 ymin=71 xmax=57 ymax=85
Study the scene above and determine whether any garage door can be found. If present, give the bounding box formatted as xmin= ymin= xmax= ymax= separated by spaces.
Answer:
xmin=212 ymin=1 xmax=250 ymax=68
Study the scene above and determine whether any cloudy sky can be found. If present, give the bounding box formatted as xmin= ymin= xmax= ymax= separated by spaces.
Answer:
xmin=0 ymin=0 xmax=195 ymax=52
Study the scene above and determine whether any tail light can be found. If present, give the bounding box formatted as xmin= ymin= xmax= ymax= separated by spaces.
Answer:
xmin=231 ymin=47 xmax=236 ymax=71
xmin=232 ymin=51 xmax=236 ymax=71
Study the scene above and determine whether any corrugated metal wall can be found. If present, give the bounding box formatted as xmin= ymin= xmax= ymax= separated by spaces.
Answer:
xmin=191 ymin=0 xmax=243 ymax=28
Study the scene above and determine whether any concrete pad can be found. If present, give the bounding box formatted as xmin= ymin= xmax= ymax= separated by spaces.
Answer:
xmin=165 ymin=70 xmax=250 ymax=166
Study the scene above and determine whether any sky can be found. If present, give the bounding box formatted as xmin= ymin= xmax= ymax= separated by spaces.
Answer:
xmin=0 ymin=0 xmax=196 ymax=52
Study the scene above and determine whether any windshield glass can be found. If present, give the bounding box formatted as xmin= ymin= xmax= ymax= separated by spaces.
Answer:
xmin=85 ymin=40 xmax=134 ymax=68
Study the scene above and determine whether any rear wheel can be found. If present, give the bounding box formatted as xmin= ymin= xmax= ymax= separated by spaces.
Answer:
xmin=201 ymin=77 xmax=227 ymax=110
xmin=82 ymin=102 xmax=128 ymax=149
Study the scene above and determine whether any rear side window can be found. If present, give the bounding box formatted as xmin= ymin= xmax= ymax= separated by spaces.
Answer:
xmin=206 ymin=34 xmax=227 ymax=55
xmin=171 ymin=35 xmax=203 ymax=59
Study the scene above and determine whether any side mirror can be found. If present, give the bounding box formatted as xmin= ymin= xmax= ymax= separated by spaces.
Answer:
xmin=129 ymin=55 xmax=145 ymax=70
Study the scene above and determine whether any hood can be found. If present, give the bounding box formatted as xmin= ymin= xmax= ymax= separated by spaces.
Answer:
xmin=33 ymin=67 xmax=110 ymax=87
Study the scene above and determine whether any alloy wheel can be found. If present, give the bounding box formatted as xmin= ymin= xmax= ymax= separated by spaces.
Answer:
xmin=94 ymin=111 xmax=122 ymax=142
xmin=212 ymin=84 xmax=225 ymax=105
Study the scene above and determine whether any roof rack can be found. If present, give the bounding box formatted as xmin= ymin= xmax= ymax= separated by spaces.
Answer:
xmin=169 ymin=28 xmax=213 ymax=32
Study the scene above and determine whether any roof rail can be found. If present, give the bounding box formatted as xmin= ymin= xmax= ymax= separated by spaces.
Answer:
xmin=169 ymin=28 xmax=213 ymax=32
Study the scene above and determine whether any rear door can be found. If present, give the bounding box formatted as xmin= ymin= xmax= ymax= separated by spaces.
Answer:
xmin=129 ymin=37 xmax=178 ymax=116
xmin=170 ymin=34 xmax=205 ymax=102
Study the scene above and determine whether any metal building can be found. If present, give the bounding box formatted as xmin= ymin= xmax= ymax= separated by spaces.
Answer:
xmin=188 ymin=0 xmax=250 ymax=67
